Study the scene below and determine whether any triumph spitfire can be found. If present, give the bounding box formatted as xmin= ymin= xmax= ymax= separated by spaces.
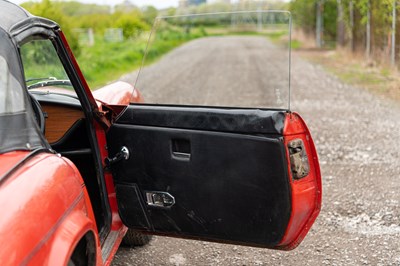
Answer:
xmin=0 ymin=1 xmax=321 ymax=265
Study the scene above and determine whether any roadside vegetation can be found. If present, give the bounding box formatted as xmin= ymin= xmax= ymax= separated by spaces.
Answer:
xmin=290 ymin=0 xmax=400 ymax=102
xmin=21 ymin=1 xmax=234 ymax=88
xmin=22 ymin=0 xmax=161 ymax=88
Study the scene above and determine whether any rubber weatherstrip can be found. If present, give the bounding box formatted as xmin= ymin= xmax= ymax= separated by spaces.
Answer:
xmin=0 ymin=148 xmax=52 ymax=187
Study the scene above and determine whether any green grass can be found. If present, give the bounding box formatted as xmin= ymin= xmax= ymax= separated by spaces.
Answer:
xmin=291 ymin=40 xmax=302 ymax=49
xmin=380 ymin=67 xmax=391 ymax=77
xmin=300 ymin=50 xmax=400 ymax=102
xmin=326 ymin=62 xmax=386 ymax=87
xmin=76 ymin=40 xmax=145 ymax=88
xmin=264 ymin=31 xmax=287 ymax=40
xmin=263 ymin=30 xmax=302 ymax=49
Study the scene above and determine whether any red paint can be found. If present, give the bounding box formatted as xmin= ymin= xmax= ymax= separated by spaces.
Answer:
xmin=0 ymin=151 xmax=30 ymax=177
xmin=93 ymin=81 xmax=142 ymax=106
xmin=89 ymin=80 xmax=145 ymax=263
xmin=58 ymin=32 xmax=97 ymax=109
xmin=278 ymin=112 xmax=322 ymax=250
xmin=0 ymin=152 xmax=99 ymax=265
xmin=92 ymin=117 xmax=128 ymax=265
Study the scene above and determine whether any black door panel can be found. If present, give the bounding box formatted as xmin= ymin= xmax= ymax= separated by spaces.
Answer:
xmin=107 ymin=105 xmax=291 ymax=247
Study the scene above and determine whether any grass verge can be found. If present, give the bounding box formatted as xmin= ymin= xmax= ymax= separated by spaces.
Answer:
xmin=76 ymin=35 xmax=198 ymax=89
xmin=295 ymin=48 xmax=400 ymax=103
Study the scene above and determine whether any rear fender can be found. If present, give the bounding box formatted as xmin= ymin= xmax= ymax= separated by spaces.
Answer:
xmin=38 ymin=210 xmax=100 ymax=265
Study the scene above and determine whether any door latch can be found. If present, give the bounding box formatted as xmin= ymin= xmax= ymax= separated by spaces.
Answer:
xmin=105 ymin=146 xmax=130 ymax=166
xmin=146 ymin=191 xmax=175 ymax=208
xmin=288 ymin=139 xmax=310 ymax=179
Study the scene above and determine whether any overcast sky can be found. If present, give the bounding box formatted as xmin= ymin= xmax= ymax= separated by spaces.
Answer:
xmin=8 ymin=0 xmax=180 ymax=9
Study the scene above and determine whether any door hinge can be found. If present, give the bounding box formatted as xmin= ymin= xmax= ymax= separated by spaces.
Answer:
xmin=105 ymin=146 xmax=130 ymax=167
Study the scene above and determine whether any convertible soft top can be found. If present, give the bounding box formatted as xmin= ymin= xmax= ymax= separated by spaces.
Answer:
xmin=0 ymin=0 xmax=31 ymax=32
xmin=0 ymin=0 xmax=49 ymax=154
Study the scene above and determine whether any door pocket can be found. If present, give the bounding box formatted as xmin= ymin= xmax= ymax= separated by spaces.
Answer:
xmin=115 ymin=183 xmax=152 ymax=230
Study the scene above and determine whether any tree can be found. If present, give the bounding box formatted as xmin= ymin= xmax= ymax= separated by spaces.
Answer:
xmin=22 ymin=0 xmax=81 ymax=55
xmin=114 ymin=11 xmax=150 ymax=39
xmin=337 ymin=0 xmax=346 ymax=47
xmin=290 ymin=0 xmax=316 ymax=35
xmin=290 ymin=0 xmax=337 ymax=47
xmin=142 ymin=6 xmax=158 ymax=25
xmin=391 ymin=0 xmax=396 ymax=65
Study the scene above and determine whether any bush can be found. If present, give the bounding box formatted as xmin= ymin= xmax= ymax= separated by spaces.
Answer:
xmin=114 ymin=12 xmax=150 ymax=39
xmin=22 ymin=0 xmax=81 ymax=56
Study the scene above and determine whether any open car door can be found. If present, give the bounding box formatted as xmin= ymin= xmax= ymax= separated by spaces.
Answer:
xmin=106 ymin=11 xmax=321 ymax=250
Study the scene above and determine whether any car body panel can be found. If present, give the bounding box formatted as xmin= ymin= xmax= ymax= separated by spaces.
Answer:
xmin=0 ymin=151 xmax=31 ymax=178
xmin=93 ymin=81 xmax=144 ymax=107
xmin=0 ymin=152 xmax=98 ymax=265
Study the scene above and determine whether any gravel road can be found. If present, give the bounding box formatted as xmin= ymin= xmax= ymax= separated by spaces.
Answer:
xmin=115 ymin=36 xmax=400 ymax=265
xmin=124 ymin=36 xmax=289 ymax=108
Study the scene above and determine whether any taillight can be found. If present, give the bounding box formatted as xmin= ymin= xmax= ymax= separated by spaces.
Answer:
xmin=278 ymin=112 xmax=322 ymax=250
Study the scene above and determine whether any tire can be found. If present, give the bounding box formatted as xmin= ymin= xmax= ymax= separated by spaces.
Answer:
xmin=68 ymin=234 xmax=96 ymax=266
xmin=122 ymin=229 xmax=152 ymax=247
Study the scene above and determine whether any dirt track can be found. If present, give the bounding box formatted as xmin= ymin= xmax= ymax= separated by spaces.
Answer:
xmin=115 ymin=36 xmax=400 ymax=265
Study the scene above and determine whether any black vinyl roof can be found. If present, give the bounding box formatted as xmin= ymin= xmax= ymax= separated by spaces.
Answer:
xmin=0 ymin=0 xmax=59 ymax=37
xmin=0 ymin=0 xmax=50 ymax=154
xmin=0 ymin=0 xmax=31 ymax=33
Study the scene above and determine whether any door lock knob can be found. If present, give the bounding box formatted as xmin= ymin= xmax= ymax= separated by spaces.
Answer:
xmin=105 ymin=146 xmax=130 ymax=166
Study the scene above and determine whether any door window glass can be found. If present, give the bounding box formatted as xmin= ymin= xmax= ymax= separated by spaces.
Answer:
xmin=134 ymin=11 xmax=291 ymax=109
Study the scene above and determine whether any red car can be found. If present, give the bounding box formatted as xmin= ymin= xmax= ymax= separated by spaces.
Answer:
xmin=0 ymin=1 xmax=321 ymax=265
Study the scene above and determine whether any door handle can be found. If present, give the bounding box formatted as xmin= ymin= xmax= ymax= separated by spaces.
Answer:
xmin=171 ymin=139 xmax=191 ymax=160
xmin=146 ymin=191 xmax=175 ymax=208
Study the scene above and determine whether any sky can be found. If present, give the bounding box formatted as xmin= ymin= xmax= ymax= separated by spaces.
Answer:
xmin=7 ymin=0 xmax=180 ymax=9
xmin=8 ymin=0 xmax=290 ymax=9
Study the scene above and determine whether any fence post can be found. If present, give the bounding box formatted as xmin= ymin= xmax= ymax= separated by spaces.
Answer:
xmin=88 ymin=28 xmax=94 ymax=46
xmin=337 ymin=0 xmax=345 ymax=47
xmin=349 ymin=0 xmax=354 ymax=51
xmin=366 ymin=0 xmax=371 ymax=59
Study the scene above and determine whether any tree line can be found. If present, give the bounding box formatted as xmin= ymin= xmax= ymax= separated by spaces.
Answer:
xmin=21 ymin=0 xmax=162 ymax=55
xmin=25 ymin=0 xmax=398 ymax=65
xmin=290 ymin=0 xmax=400 ymax=65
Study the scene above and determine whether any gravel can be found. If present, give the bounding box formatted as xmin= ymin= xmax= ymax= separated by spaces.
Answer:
xmin=114 ymin=36 xmax=400 ymax=265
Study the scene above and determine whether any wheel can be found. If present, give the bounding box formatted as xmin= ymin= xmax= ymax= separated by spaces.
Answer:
xmin=122 ymin=229 xmax=152 ymax=247
xmin=67 ymin=234 xmax=96 ymax=266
